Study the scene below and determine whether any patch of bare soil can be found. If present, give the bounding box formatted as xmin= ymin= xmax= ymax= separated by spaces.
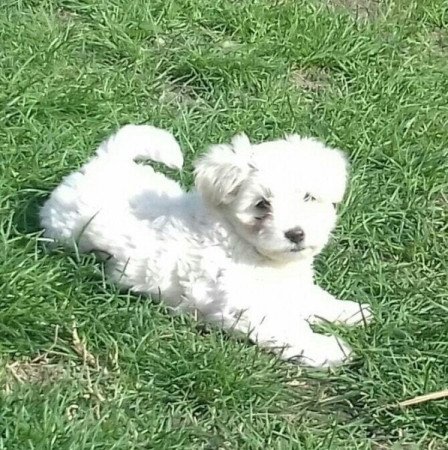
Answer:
xmin=4 ymin=354 xmax=65 ymax=389
xmin=1 ymin=324 xmax=114 ymax=420
xmin=430 ymin=28 xmax=448 ymax=53
xmin=326 ymin=0 xmax=381 ymax=20
xmin=290 ymin=68 xmax=330 ymax=92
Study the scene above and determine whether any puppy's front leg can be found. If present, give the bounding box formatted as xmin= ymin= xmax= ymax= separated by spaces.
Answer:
xmin=230 ymin=311 xmax=352 ymax=368
xmin=308 ymin=286 xmax=373 ymax=326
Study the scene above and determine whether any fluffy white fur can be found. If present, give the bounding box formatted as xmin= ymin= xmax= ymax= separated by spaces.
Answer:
xmin=40 ymin=125 xmax=372 ymax=367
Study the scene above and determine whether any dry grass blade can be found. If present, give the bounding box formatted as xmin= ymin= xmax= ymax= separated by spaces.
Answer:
xmin=71 ymin=323 xmax=98 ymax=368
xmin=398 ymin=389 xmax=448 ymax=407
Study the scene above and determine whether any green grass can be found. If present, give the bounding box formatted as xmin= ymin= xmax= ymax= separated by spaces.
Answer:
xmin=1 ymin=0 xmax=447 ymax=448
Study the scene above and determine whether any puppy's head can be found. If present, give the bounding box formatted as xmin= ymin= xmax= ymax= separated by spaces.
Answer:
xmin=194 ymin=134 xmax=348 ymax=262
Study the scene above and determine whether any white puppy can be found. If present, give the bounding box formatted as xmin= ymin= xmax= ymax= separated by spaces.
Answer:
xmin=40 ymin=125 xmax=372 ymax=367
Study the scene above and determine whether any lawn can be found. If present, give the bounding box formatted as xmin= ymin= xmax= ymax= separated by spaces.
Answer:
xmin=1 ymin=0 xmax=447 ymax=448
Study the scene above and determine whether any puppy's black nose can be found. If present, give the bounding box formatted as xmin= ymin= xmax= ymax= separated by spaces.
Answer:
xmin=284 ymin=227 xmax=305 ymax=244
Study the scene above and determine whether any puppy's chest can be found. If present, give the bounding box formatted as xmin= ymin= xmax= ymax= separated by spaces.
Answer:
xmin=221 ymin=261 xmax=314 ymax=308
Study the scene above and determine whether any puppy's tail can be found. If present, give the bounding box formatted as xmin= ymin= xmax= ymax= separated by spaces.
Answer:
xmin=96 ymin=124 xmax=184 ymax=169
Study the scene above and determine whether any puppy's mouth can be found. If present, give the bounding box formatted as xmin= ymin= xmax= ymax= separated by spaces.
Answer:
xmin=289 ymin=245 xmax=316 ymax=254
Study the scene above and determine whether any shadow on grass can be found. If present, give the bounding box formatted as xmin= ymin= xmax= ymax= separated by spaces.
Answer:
xmin=12 ymin=188 xmax=49 ymax=235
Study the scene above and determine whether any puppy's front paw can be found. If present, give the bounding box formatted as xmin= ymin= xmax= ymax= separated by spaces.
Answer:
xmin=284 ymin=334 xmax=352 ymax=368
xmin=311 ymin=301 xmax=373 ymax=326
xmin=337 ymin=302 xmax=373 ymax=326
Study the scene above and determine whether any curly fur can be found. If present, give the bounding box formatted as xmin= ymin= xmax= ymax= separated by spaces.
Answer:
xmin=40 ymin=125 xmax=372 ymax=367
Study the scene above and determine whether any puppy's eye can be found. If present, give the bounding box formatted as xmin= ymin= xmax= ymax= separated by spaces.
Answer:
xmin=332 ymin=203 xmax=337 ymax=209
xmin=255 ymin=199 xmax=271 ymax=210
xmin=303 ymin=193 xmax=316 ymax=202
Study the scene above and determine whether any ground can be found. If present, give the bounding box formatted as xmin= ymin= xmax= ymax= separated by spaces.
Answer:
xmin=1 ymin=0 xmax=447 ymax=448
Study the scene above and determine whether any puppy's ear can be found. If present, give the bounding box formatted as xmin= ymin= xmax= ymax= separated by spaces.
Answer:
xmin=194 ymin=134 xmax=252 ymax=206
xmin=286 ymin=135 xmax=349 ymax=203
